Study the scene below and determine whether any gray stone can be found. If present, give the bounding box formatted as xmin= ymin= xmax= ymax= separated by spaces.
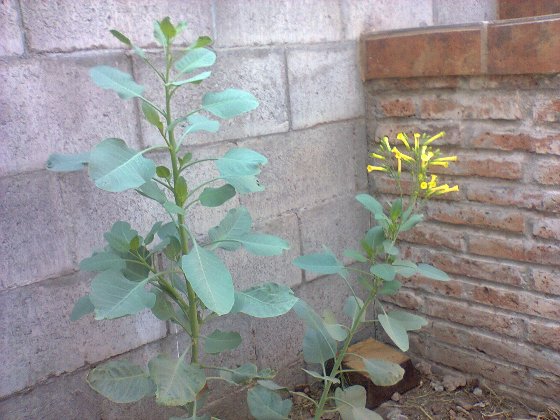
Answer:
xmin=433 ymin=0 xmax=497 ymax=24
xmin=443 ymin=373 xmax=467 ymax=392
xmin=214 ymin=0 xmax=343 ymax=47
xmin=0 ymin=53 xmax=139 ymax=177
xmin=0 ymin=272 xmax=167 ymax=398
xmin=287 ymin=44 xmax=365 ymax=129
xmin=473 ymin=386 xmax=483 ymax=396
xmin=135 ymin=47 xmax=289 ymax=148
xmin=19 ymin=0 xmax=212 ymax=52
xmin=0 ymin=171 xmax=73 ymax=290
xmin=0 ymin=0 xmax=24 ymax=56
xmin=239 ymin=120 xmax=367 ymax=221
xmin=341 ymin=0 xmax=433 ymax=40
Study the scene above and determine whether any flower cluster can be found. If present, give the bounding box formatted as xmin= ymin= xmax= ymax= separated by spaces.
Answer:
xmin=367 ymin=131 xmax=459 ymax=197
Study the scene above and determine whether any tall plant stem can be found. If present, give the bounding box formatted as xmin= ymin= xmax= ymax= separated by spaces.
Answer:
xmin=164 ymin=48 xmax=201 ymax=365
xmin=314 ymin=290 xmax=377 ymax=419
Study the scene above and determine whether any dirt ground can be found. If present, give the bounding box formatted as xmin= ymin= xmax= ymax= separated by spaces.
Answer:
xmin=289 ymin=372 xmax=560 ymax=420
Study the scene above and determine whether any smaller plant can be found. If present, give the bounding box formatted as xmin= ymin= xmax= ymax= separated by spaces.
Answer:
xmin=290 ymin=131 xmax=458 ymax=419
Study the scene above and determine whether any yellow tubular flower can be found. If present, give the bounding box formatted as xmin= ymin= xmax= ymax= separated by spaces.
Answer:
xmin=430 ymin=161 xmax=449 ymax=168
xmin=397 ymin=157 xmax=402 ymax=173
xmin=424 ymin=131 xmax=445 ymax=146
xmin=367 ymin=165 xmax=387 ymax=172
xmin=428 ymin=174 xmax=437 ymax=188
xmin=420 ymin=182 xmax=428 ymax=190
xmin=433 ymin=155 xmax=458 ymax=162
xmin=382 ymin=136 xmax=391 ymax=150
xmin=446 ymin=185 xmax=459 ymax=192
xmin=414 ymin=133 xmax=420 ymax=150
xmin=397 ymin=132 xmax=410 ymax=150
xmin=391 ymin=147 xmax=415 ymax=162
xmin=370 ymin=153 xmax=385 ymax=160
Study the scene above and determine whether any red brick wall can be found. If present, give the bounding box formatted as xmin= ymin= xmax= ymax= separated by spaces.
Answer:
xmin=362 ymin=16 xmax=560 ymax=408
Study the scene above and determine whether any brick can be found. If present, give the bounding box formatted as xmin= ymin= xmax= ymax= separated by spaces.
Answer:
xmin=220 ymin=212 xmax=303 ymax=290
xmin=341 ymin=0 xmax=433 ymax=40
xmin=532 ymin=217 xmax=560 ymax=240
xmin=136 ymin=48 xmax=289 ymax=147
xmin=214 ymin=0 xmax=343 ymax=47
xmin=401 ymin=275 xmax=464 ymax=299
xmin=498 ymin=0 xmax=560 ymax=19
xmin=483 ymin=379 xmax=557 ymax=410
xmin=469 ymin=131 xmax=560 ymax=156
xmin=380 ymin=288 xmax=424 ymax=310
xmin=287 ymin=44 xmax=365 ymax=130
xmin=527 ymin=320 xmax=560 ymax=351
xmin=488 ymin=16 xmax=560 ymax=75
xmin=433 ymin=0 xmax=497 ymax=24
xmin=239 ymin=120 xmax=367 ymax=220
xmin=361 ymin=26 xmax=481 ymax=80
xmin=19 ymin=0 xmax=212 ymax=52
xmin=526 ymin=371 xmax=560 ymax=401
xmin=0 ymin=272 xmax=167 ymax=397
xmin=432 ymin=151 xmax=524 ymax=180
xmin=370 ymin=96 xmax=416 ymax=118
xmin=0 ymin=54 xmax=139 ymax=177
xmin=419 ymin=93 xmax=524 ymax=120
xmin=469 ymin=233 xmax=560 ymax=266
xmin=470 ymin=284 xmax=560 ymax=321
xmin=400 ymin=222 xmax=466 ymax=252
xmin=425 ymin=321 xmax=560 ymax=376
xmin=467 ymin=74 xmax=546 ymax=90
xmin=0 ymin=172 xmax=73 ymax=290
xmin=465 ymin=181 xmax=560 ymax=213
xmin=365 ymin=77 xmax=460 ymax=92
xmin=533 ymin=157 xmax=560 ymax=185
xmin=534 ymin=98 xmax=560 ymax=123
xmin=0 ymin=0 xmax=24 ymax=56
xmin=531 ymin=268 xmax=560 ymax=296
xmin=299 ymin=195 xmax=370 ymax=268
xmin=423 ymin=296 xmax=525 ymax=337
xmin=425 ymin=201 xmax=525 ymax=233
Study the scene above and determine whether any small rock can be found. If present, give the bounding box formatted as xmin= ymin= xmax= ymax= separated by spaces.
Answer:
xmin=456 ymin=398 xmax=474 ymax=411
xmin=391 ymin=392 xmax=401 ymax=402
xmin=386 ymin=408 xmax=409 ymax=420
xmin=473 ymin=387 xmax=483 ymax=396
xmin=415 ymin=361 xmax=433 ymax=376
xmin=443 ymin=374 xmax=467 ymax=392
xmin=430 ymin=381 xmax=444 ymax=392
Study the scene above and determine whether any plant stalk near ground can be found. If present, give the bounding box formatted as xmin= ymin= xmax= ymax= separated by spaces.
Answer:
xmin=47 ymin=17 xmax=299 ymax=419
xmin=293 ymin=131 xmax=459 ymax=419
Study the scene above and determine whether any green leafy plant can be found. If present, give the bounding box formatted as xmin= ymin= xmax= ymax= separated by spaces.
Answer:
xmin=292 ymin=131 xmax=459 ymax=419
xmin=47 ymin=18 xmax=298 ymax=419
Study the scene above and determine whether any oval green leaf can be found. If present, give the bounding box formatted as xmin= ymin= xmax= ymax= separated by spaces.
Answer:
xmin=204 ymin=329 xmax=242 ymax=354
xmin=202 ymin=88 xmax=259 ymax=119
xmin=46 ymin=152 xmax=89 ymax=172
xmin=90 ymin=66 xmax=144 ymax=100
xmin=175 ymin=48 xmax=216 ymax=74
xmin=247 ymin=385 xmax=292 ymax=420
xmin=230 ymin=282 xmax=298 ymax=318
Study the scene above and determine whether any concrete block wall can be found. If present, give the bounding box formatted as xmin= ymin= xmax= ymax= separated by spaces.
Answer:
xmin=0 ymin=0 xmax=497 ymax=418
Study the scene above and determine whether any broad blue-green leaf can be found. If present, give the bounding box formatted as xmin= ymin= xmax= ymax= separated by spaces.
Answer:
xmin=137 ymin=180 xmax=166 ymax=203
xmin=362 ymin=359 xmax=405 ymax=386
xmin=90 ymin=66 xmax=144 ymax=100
xmin=302 ymin=368 xmax=340 ymax=384
xmin=388 ymin=311 xmax=428 ymax=331
xmin=87 ymin=360 xmax=155 ymax=403
xmin=175 ymin=48 xmax=216 ymax=74
xmin=399 ymin=214 xmax=423 ymax=232
xmin=230 ymin=282 xmax=298 ymax=318
xmin=208 ymin=207 xmax=252 ymax=251
xmin=392 ymin=260 xmax=418 ymax=278
xmin=79 ymin=251 xmax=126 ymax=272
xmin=70 ymin=294 xmax=94 ymax=321
xmin=343 ymin=296 xmax=366 ymax=325
xmin=158 ymin=222 xmax=180 ymax=241
xmin=163 ymin=201 xmax=185 ymax=215
xmin=390 ymin=198 xmax=403 ymax=220
xmin=237 ymin=233 xmax=290 ymax=256
xmin=370 ymin=263 xmax=396 ymax=282
xmin=378 ymin=313 xmax=409 ymax=352
xmin=417 ymin=263 xmax=449 ymax=281
xmin=199 ymin=184 xmax=236 ymax=207
xmin=204 ymin=329 xmax=242 ymax=354
xmin=322 ymin=310 xmax=347 ymax=342
xmin=202 ymin=88 xmax=259 ymax=119
xmin=151 ymin=292 xmax=176 ymax=321
xmin=145 ymin=221 xmax=163 ymax=245
xmin=169 ymin=71 xmax=212 ymax=86
xmin=343 ymin=249 xmax=368 ymax=263
xmin=355 ymin=193 xmax=384 ymax=217
xmin=181 ymin=241 xmax=234 ymax=315
xmin=247 ymin=385 xmax=292 ymax=420
xmin=293 ymin=250 xmax=347 ymax=278
xmin=216 ymin=148 xmax=267 ymax=176
xmin=221 ymin=173 xmax=263 ymax=194
xmin=148 ymin=354 xmax=206 ymax=406
xmin=89 ymin=138 xmax=156 ymax=192
xmin=141 ymin=101 xmax=163 ymax=132
xmin=378 ymin=280 xmax=402 ymax=296
xmin=364 ymin=226 xmax=385 ymax=249
xmin=293 ymin=300 xmax=336 ymax=364
xmin=90 ymin=271 xmax=156 ymax=320
xmin=219 ymin=363 xmax=274 ymax=385
xmin=104 ymin=221 xmax=138 ymax=253
xmin=335 ymin=385 xmax=382 ymax=420
xmin=257 ymin=380 xmax=288 ymax=391
xmin=382 ymin=240 xmax=399 ymax=256
xmin=46 ymin=152 xmax=89 ymax=172
xmin=188 ymin=36 xmax=212 ymax=49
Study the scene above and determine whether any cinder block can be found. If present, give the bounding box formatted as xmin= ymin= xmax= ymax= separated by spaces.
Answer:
xmin=0 ymin=53 xmax=139 ymax=177
xmin=299 ymin=195 xmax=370 ymax=275
xmin=135 ymin=47 xmax=289 ymax=148
xmin=0 ymin=272 xmax=167 ymax=398
xmin=214 ymin=0 xmax=343 ymax=47
xmin=19 ymin=0 xmax=212 ymax=52
xmin=341 ymin=0 xmax=433 ymax=40
xmin=0 ymin=172 xmax=73 ymax=290
xmin=433 ymin=0 xmax=497 ymax=24
xmin=220 ymin=212 xmax=303 ymax=290
xmin=0 ymin=0 xmax=24 ymax=56
xmin=239 ymin=120 xmax=367 ymax=220
xmin=287 ymin=44 xmax=365 ymax=129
